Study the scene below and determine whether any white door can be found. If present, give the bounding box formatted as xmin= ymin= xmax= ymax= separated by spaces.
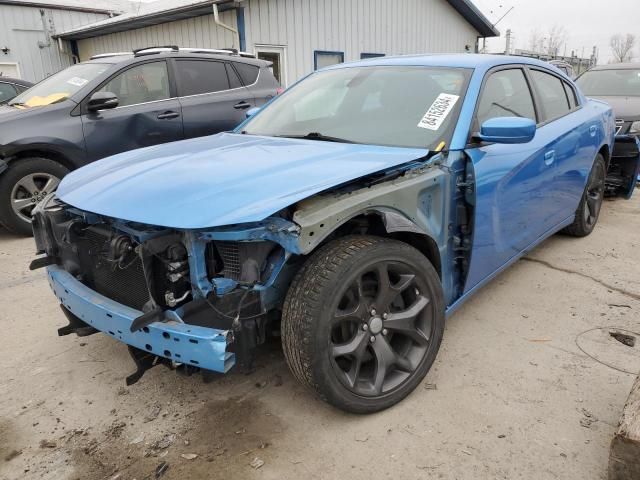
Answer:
xmin=254 ymin=45 xmax=287 ymax=86
xmin=0 ymin=63 xmax=20 ymax=79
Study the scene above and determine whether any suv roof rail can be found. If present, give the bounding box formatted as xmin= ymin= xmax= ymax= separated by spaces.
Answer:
xmin=179 ymin=47 xmax=256 ymax=58
xmin=90 ymin=52 xmax=133 ymax=60
xmin=133 ymin=45 xmax=180 ymax=56
xmin=127 ymin=45 xmax=255 ymax=59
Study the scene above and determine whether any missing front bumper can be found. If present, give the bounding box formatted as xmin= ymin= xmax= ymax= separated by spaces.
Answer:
xmin=47 ymin=265 xmax=235 ymax=374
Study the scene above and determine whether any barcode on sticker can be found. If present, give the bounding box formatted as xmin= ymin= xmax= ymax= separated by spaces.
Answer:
xmin=417 ymin=93 xmax=460 ymax=131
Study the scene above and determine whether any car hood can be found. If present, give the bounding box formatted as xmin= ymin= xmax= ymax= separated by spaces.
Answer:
xmin=56 ymin=133 xmax=428 ymax=229
xmin=587 ymin=95 xmax=640 ymax=120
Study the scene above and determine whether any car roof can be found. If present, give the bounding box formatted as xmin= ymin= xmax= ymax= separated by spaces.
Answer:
xmin=325 ymin=54 xmax=562 ymax=72
xmin=588 ymin=62 xmax=640 ymax=71
xmin=83 ymin=51 xmax=270 ymax=68
xmin=0 ymin=77 xmax=33 ymax=86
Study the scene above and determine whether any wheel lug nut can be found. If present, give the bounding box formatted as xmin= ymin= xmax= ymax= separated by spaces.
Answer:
xmin=362 ymin=324 xmax=368 ymax=331
xmin=370 ymin=336 xmax=376 ymax=343
xmin=382 ymin=329 xmax=388 ymax=336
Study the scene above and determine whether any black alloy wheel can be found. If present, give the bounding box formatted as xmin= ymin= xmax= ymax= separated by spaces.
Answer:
xmin=282 ymin=235 xmax=445 ymax=413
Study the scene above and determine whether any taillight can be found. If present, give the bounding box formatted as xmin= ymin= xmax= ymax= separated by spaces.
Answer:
xmin=276 ymin=87 xmax=284 ymax=95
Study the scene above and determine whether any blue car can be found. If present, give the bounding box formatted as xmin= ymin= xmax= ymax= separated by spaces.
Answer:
xmin=31 ymin=55 xmax=631 ymax=413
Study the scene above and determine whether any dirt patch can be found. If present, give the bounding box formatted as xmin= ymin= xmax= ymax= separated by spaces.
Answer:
xmin=65 ymin=395 xmax=284 ymax=480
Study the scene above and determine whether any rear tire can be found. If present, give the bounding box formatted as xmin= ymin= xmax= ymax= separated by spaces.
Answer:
xmin=562 ymin=154 xmax=606 ymax=237
xmin=0 ymin=157 xmax=68 ymax=236
xmin=281 ymin=235 xmax=445 ymax=413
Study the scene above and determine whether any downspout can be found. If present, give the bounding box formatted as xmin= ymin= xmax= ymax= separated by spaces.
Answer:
xmin=212 ymin=3 xmax=240 ymax=49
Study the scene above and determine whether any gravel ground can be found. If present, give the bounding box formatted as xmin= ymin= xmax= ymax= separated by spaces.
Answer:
xmin=0 ymin=194 xmax=639 ymax=480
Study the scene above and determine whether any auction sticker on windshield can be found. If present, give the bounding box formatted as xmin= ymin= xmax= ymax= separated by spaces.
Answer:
xmin=67 ymin=77 xmax=89 ymax=87
xmin=417 ymin=93 xmax=460 ymax=131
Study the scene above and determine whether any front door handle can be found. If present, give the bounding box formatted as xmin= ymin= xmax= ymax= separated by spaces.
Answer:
xmin=157 ymin=111 xmax=180 ymax=120
xmin=234 ymin=101 xmax=252 ymax=110
xmin=544 ymin=150 xmax=555 ymax=166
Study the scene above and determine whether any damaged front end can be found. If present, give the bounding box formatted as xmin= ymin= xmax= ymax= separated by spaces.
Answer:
xmin=607 ymin=134 xmax=640 ymax=198
xmin=31 ymin=194 xmax=300 ymax=383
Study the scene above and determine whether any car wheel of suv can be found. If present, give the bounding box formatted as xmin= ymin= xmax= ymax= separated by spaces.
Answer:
xmin=281 ymin=235 xmax=445 ymax=413
xmin=0 ymin=157 xmax=68 ymax=236
xmin=562 ymin=154 xmax=606 ymax=238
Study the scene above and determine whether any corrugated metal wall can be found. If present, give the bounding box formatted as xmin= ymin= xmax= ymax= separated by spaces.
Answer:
xmin=0 ymin=4 xmax=106 ymax=81
xmin=244 ymin=0 xmax=480 ymax=84
xmin=76 ymin=10 xmax=239 ymax=61
xmin=74 ymin=0 xmax=480 ymax=85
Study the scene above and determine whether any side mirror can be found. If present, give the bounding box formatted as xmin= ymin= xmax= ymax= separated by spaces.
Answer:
xmin=87 ymin=91 xmax=119 ymax=112
xmin=477 ymin=117 xmax=536 ymax=144
xmin=245 ymin=106 xmax=261 ymax=119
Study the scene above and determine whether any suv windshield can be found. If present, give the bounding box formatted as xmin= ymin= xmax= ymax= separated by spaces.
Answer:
xmin=10 ymin=63 xmax=111 ymax=108
xmin=243 ymin=66 xmax=471 ymax=149
xmin=576 ymin=69 xmax=640 ymax=97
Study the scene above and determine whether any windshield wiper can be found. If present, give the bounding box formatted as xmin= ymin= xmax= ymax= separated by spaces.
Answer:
xmin=8 ymin=102 xmax=27 ymax=107
xmin=276 ymin=132 xmax=356 ymax=144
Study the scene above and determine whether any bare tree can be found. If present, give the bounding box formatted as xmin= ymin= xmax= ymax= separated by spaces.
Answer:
xmin=528 ymin=29 xmax=544 ymax=53
xmin=610 ymin=34 xmax=636 ymax=63
xmin=546 ymin=25 xmax=567 ymax=57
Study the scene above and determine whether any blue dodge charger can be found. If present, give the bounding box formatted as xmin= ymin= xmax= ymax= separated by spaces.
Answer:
xmin=31 ymin=55 xmax=635 ymax=413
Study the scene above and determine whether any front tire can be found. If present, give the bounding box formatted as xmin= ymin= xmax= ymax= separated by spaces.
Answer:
xmin=0 ymin=157 xmax=68 ymax=235
xmin=562 ymin=154 xmax=606 ymax=237
xmin=282 ymin=235 xmax=445 ymax=413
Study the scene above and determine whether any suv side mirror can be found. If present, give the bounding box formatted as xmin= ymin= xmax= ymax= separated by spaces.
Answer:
xmin=87 ymin=91 xmax=119 ymax=112
xmin=477 ymin=117 xmax=536 ymax=144
xmin=245 ymin=106 xmax=261 ymax=119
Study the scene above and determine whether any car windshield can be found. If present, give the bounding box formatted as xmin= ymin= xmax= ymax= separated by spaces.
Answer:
xmin=576 ymin=68 xmax=640 ymax=97
xmin=9 ymin=63 xmax=110 ymax=108
xmin=242 ymin=66 xmax=471 ymax=149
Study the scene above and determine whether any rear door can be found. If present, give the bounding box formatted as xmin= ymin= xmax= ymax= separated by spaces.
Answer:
xmin=527 ymin=67 xmax=597 ymax=225
xmin=81 ymin=60 xmax=184 ymax=162
xmin=174 ymin=59 xmax=254 ymax=138
xmin=463 ymin=66 xmax=560 ymax=292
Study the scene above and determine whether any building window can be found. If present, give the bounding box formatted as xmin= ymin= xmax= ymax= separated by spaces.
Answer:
xmin=314 ymin=51 xmax=344 ymax=70
xmin=360 ymin=53 xmax=385 ymax=59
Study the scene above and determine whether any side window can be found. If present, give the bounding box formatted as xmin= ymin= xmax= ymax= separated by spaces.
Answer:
xmin=97 ymin=62 xmax=170 ymax=107
xmin=233 ymin=63 xmax=259 ymax=85
xmin=476 ymin=69 xmax=536 ymax=126
xmin=226 ymin=64 xmax=242 ymax=89
xmin=530 ymin=70 xmax=571 ymax=121
xmin=314 ymin=51 xmax=344 ymax=70
xmin=176 ymin=60 xmax=229 ymax=96
xmin=0 ymin=82 xmax=17 ymax=102
xmin=563 ymin=81 xmax=578 ymax=109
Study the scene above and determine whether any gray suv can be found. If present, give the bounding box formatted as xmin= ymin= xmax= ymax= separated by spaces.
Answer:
xmin=0 ymin=46 xmax=281 ymax=235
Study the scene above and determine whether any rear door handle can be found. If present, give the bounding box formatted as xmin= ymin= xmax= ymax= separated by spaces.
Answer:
xmin=157 ymin=111 xmax=180 ymax=120
xmin=234 ymin=101 xmax=252 ymax=110
xmin=589 ymin=125 xmax=597 ymax=137
xmin=544 ymin=150 xmax=555 ymax=165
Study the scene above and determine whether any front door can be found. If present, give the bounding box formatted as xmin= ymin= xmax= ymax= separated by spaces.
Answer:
xmin=463 ymin=67 xmax=560 ymax=292
xmin=81 ymin=60 xmax=184 ymax=162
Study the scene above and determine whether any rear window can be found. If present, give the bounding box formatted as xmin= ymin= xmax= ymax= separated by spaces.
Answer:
xmin=233 ymin=62 xmax=259 ymax=85
xmin=176 ymin=60 xmax=230 ymax=96
xmin=576 ymin=68 xmax=640 ymax=97
xmin=531 ymin=70 xmax=571 ymax=121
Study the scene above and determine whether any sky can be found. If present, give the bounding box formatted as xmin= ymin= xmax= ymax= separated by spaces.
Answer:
xmin=472 ymin=0 xmax=640 ymax=64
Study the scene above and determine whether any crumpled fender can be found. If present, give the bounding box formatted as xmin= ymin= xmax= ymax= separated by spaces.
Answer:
xmin=291 ymin=163 xmax=449 ymax=256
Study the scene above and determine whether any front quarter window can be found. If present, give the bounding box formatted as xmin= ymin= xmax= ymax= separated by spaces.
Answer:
xmin=242 ymin=66 xmax=471 ymax=150
xmin=9 ymin=63 xmax=110 ymax=108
